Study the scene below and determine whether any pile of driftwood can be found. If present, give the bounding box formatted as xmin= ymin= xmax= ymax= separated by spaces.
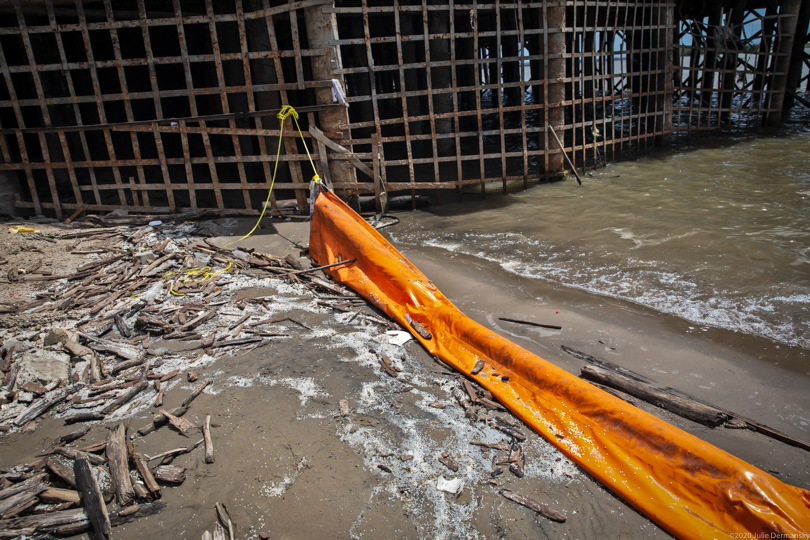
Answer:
xmin=0 ymin=217 xmax=389 ymax=538
xmin=0 ymin=219 xmax=378 ymax=430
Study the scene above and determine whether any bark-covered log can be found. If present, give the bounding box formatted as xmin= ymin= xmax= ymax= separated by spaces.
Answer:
xmin=153 ymin=466 xmax=185 ymax=484
xmin=580 ymin=365 xmax=728 ymax=427
xmin=39 ymin=487 xmax=80 ymax=505
xmin=500 ymin=489 xmax=566 ymax=522
xmin=13 ymin=383 xmax=84 ymax=426
xmin=203 ymin=415 xmax=214 ymax=464
xmin=47 ymin=458 xmax=76 ymax=488
xmin=102 ymin=380 xmax=148 ymax=415
xmin=130 ymin=453 xmax=161 ymax=499
xmin=106 ymin=424 xmax=135 ymax=506
xmin=73 ymin=457 xmax=110 ymax=539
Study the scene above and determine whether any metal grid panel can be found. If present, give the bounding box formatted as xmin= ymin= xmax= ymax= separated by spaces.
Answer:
xmin=672 ymin=6 xmax=797 ymax=136
xmin=332 ymin=0 xmax=675 ymax=197
xmin=0 ymin=0 xmax=333 ymax=218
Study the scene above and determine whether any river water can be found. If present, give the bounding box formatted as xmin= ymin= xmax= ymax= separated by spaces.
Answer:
xmin=387 ymin=109 xmax=810 ymax=351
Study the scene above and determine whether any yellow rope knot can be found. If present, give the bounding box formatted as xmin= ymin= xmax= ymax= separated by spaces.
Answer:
xmin=277 ymin=105 xmax=299 ymax=121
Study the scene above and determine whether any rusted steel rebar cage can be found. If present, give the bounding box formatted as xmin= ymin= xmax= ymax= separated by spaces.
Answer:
xmin=0 ymin=0 xmax=805 ymax=217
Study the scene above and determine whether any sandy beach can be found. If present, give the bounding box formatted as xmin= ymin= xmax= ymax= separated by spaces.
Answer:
xmin=0 ymin=214 xmax=807 ymax=539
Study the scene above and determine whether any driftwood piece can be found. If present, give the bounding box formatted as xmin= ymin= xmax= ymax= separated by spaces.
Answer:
xmin=146 ymin=439 xmax=203 ymax=463
xmin=135 ymin=314 xmax=173 ymax=335
xmin=113 ymin=314 xmax=132 ymax=338
xmin=110 ymin=358 xmax=146 ymax=376
xmin=159 ymin=409 xmax=197 ymax=436
xmin=663 ymin=387 xmax=810 ymax=453
xmin=2 ymin=362 xmax=20 ymax=391
xmin=490 ymin=421 xmax=526 ymax=441
xmin=80 ymin=333 xmax=143 ymax=362
xmin=79 ymin=441 xmax=107 ymax=454
xmin=108 ymin=501 xmax=166 ymax=526
xmin=39 ymin=487 xmax=81 ymax=505
xmin=0 ymin=507 xmax=88 ymax=536
xmin=499 ymin=317 xmax=562 ymax=330
xmin=378 ymin=357 xmax=398 ymax=377
xmin=3 ymin=496 xmax=38 ymax=518
xmin=284 ymin=259 xmax=357 ymax=277
xmin=136 ymin=406 xmax=189 ymax=436
xmin=159 ymin=369 xmax=180 ymax=382
xmin=153 ymin=466 xmax=185 ymax=484
xmin=309 ymin=276 xmax=352 ymax=296
xmin=406 ymin=316 xmax=432 ymax=340
xmin=47 ymin=458 xmax=77 ymax=488
xmin=181 ymin=378 xmax=212 ymax=408
xmin=50 ymin=425 xmax=91 ymax=448
xmin=64 ymin=411 xmax=106 ymax=424
xmin=452 ymin=387 xmax=478 ymax=422
xmin=13 ymin=383 xmax=84 ymax=426
xmin=130 ymin=453 xmax=161 ymax=499
xmin=54 ymin=447 xmax=107 ymax=466
xmin=438 ymin=455 xmax=458 ymax=472
xmin=89 ymin=352 xmax=101 ymax=383
xmin=102 ymin=380 xmax=148 ymax=415
xmin=213 ymin=523 xmax=226 ymax=540
xmin=132 ymin=482 xmax=150 ymax=500
xmin=339 ymin=399 xmax=350 ymax=417
xmin=215 ymin=502 xmax=234 ymax=540
xmin=0 ymin=473 xmax=47 ymax=503
xmin=106 ymin=424 xmax=135 ymax=506
xmin=73 ymin=457 xmax=110 ymax=539
xmin=479 ymin=397 xmax=507 ymax=411
xmin=203 ymin=415 xmax=215 ymax=464
xmin=63 ymin=339 xmax=92 ymax=358
xmin=153 ymin=386 xmax=166 ymax=407
xmin=470 ymin=441 xmax=510 ymax=451
xmin=178 ymin=309 xmax=216 ymax=332
xmin=462 ymin=380 xmax=479 ymax=403
xmin=212 ymin=337 xmax=261 ymax=349
xmin=500 ymin=489 xmax=566 ymax=522
xmin=470 ymin=360 xmax=485 ymax=375
xmin=580 ymin=365 xmax=728 ymax=428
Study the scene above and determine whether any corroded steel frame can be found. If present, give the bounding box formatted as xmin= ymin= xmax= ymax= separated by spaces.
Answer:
xmin=0 ymin=0 xmax=334 ymax=218
xmin=331 ymin=0 xmax=675 ymax=201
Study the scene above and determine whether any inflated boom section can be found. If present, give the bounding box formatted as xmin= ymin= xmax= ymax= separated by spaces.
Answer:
xmin=309 ymin=189 xmax=810 ymax=539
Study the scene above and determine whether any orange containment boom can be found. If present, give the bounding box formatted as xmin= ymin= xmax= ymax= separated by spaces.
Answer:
xmin=309 ymin=188 xmax=810 ymax=539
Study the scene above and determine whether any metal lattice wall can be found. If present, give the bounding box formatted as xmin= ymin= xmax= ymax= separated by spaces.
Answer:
xmin=332 ymin=0 xmax=675 ymax=198
xmin=0 ymin=0 xmax=803 ymax=217
xmin=672 ymin=3 xmax=802 ymax=135
xmin=0 ymin=0 xmax=340 ymax=218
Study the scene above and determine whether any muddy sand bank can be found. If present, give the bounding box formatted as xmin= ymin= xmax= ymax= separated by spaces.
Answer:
xmin=0 ymin=215 xmax=807 ymax=539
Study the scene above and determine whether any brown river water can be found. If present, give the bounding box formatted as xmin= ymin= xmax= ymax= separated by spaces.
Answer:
xmin=387 ymin=110 xmax=810 ymax=352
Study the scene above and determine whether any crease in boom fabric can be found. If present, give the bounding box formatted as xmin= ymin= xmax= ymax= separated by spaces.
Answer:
xmin=309 ymin=188 xmax=810 ymax=540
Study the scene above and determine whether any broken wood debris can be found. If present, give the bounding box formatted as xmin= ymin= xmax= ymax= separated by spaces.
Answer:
xmin=500 ymin=489 xmax=567 ymax=522
xmin=203 ymin=415 xmax=215 ymax=464
xmin=74 ymin=457 xmax=110 ymax=538
xmin=159 ymin=409 xmax=197 ymax=436
xmin=153 ymin=466 xmax=186 ymax=484
xmin=499 ymin=317 xmax=562 ymax=331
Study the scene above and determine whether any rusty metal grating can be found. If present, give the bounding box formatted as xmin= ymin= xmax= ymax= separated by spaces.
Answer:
xmin=672 ymin=5 xmax=800 ymax=136
xmin=331 ymin=0 xmax=675 ymax=199
xmin=0 ymin=0 xmax=803 ymax=217
xmin=0 ymin=0 xmax=337 ymax=218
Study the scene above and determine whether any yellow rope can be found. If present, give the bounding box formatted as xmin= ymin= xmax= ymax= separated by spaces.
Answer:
xmin=171 ymin=106 xmax=320 ymax=297
xmin=223 ymin=105 xmax=320 ymax=249
xmin=168 ymin=261 xmax=233 ymax=296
